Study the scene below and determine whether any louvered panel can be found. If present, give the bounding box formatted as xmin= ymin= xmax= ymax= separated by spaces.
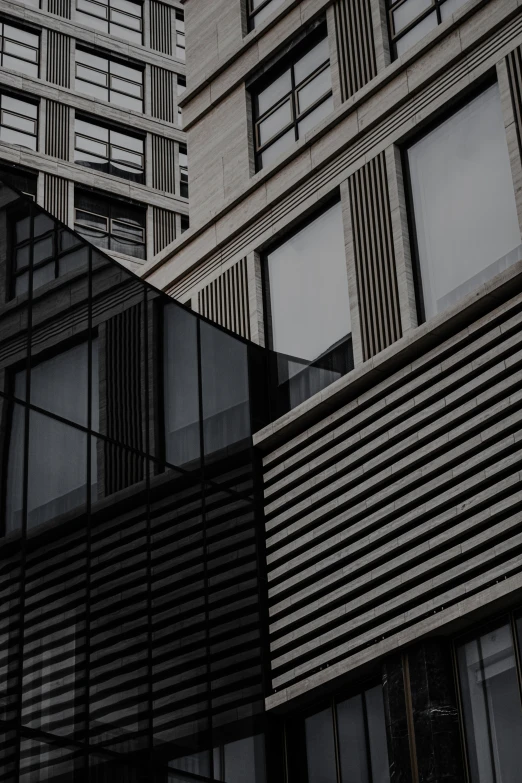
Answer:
xmin=47 ymin=31 xmax=70 ymax=88
xmin=150 ymin=0 xmax=172 ymax=54
xmin=151 ymin=135 xmax=176 ymax=194
xmin=45 ymin=101 xmax=69 ymax=161
xmin=151 ymin=66 xmax=176 ymax=124
xmin=506 ymin=44 xmax=522 ymax=156
xmin=44 ymin=173 xmax=68 ymax=224
xmin=48 ymin=0 xmax=71 ymax=17
xmin=104 ymin=305 xmax=144 ymax=495
xmin=153 ymin=206 xmax=176 ymax=254
xmin=349 ymin=151 xmax=401 ymax=360
xmin=263 ymin=292 xmax=522 ymax=695
xmin=334 ymin=0 xmax=377 ymax=101
xmin=198 ymin=259 xmax=250 ymax=339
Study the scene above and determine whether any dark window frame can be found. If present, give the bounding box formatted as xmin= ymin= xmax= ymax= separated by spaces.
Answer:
xmin=251 ymin=23 xmax=331 ymax=171
xmin=74 ymin=114 xmax=145 ymax=183
xmin=387 ymin=0 xmax=463 ymax=59
xmin=0 ymin=18 xmax=40 ymax=77
xmin=74 ymin=189 xmax=146 ymax=260
xmin=75 ymin=0 xmax=143 ymax=44
xmin=0 ymin=90 xmax=38 ymax=151
xmin=75 ymin=46 xmax=144 ymax=112
xmin=246 ymin=0 xmax=283 ymax=31
xmin=179 ymin=141 xmax=188 ymax=198
xmin=175 ymin=9 xmax=185 ymax=60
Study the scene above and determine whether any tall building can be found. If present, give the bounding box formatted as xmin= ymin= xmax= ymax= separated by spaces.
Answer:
xmin=2 ymin=0 xmax=522 ymax=782
xmin=0 ymin=0 xmax=188 ymax=272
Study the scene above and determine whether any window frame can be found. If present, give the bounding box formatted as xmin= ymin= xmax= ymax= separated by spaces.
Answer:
xmin=74 ymin=46 xmax=144 ymax=113
xmin=387 ymin=0 xmax=465 ymax=59
xmin=252 ymin=24 xmax=331 ymax=171
xmin=74 ymin=190 xmax=146 ymax=260
xmin=0 ymin=18 xmax=40 ymax=78
xmin=75 ymin=0 xmax=143 ymax=45
xmin=179 ymin=142 xmax=188 ymax=198
xmin=247 ymin=0 xmax=284 ymax=31
xmin=0 ymin=90 xmax=38 ymax=151
xmin=74 ymin=114 xmax=145 ymax=183
xmin=175 ymin=9 xmax=185 ymax=60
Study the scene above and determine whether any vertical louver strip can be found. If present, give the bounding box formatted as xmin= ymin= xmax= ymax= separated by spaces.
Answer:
xmin=153 ymin=207 xmax=176 ymax=254
xmin=334 ymin=0 xmax=377 ymax=102
xmin=150 ymin=66 xmax=176 ymax=123
xmin=47 ymin=31 xmax=71 ymax=88
xmin=506 ymin=45 xmax=522 ymax=157
xmin=150 ymin=0 xmax=172 ymax=54
xmin=47 ymin=0 xmax=71 ymax=18
xmin=45 ymin=101 xmax=70 ymax=161
xmin=151 ymin=135 xmax=176 ymax=193
xmin=349 ymin=152 xmax=402 ymax=361
xmin=198 ymin=259 xmax=250 ymax=339
xmin=43 ymin=174 xmax=69 ymax=224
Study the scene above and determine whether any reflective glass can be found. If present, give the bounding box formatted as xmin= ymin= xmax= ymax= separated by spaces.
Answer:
xmin=258 ymin=100 xmax=292 ymax=146
xmin=297 ymin=93 xmax=333 ymax=135
xmin=223 ymin=735 xmax=266 ymax=783
xmin=19 ymin=738 xmax=84 ymax=782
xmin=440 ymin=0 xmax=469 ymax=20
xmin=251 ymin=0 xmax=285 ymax=27
xmin=395 ymin=9 xmax=437 ymax=55
xmin=337 ymin=694 xmax=369 ymax=783
xmin=393 ymin=0 xmax=432 ymax=33
xmin=257 ymin=69 xmax=291 ymax=115
xmin=408 ymin=84 xmax=521 ymax=321
xmin=297 ymin=65 xmax=331 ymax=114
xmin=305 ymin=707 xmax=337 ymax=783
xmin=259 ymin=128 xmax=294 ymax=168
xmin=294 ymin=37 xmax=329 ymax=85
xmin=457 ymin=623 xmax=522 ymax=783
xmin=5 ymin=401 xmax=25 ymax=535
xmin=366 ymin=685 xmax=390 ymax=783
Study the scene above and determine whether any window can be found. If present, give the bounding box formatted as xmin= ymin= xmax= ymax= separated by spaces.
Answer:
xmin=0 ymin=165 xmax=37 ymax=199
xmin=175 ymin=10 xmax=185 ymax=60
xmin=406 ymin=83 xmax=521 ymax=322
xmin=180 ymin=214 xmax=189 ymax=233
xmin=388 ymin=0 xmax=469 ymax=57
xmin=74 ymin=190 xmax=146 ymax=260
xmin=247 ymin=0 xmax=286 ymax=30
xmin=168 ymin=734 xmax=266 ymax=782
xmin=74 ymin=116 xmax=144 ymax=183
xmin=265 ymin=201 xmax=352 ymax=412
xmin=456 ymin=616 xmax=522 ymax=783
xmin=10 ymin=209 xmax=89 ymax=298
xmin=0 ymin=21 xmax=39 ymax=77
xmin=252 ymin=29 xmax=332 ymax=169
xmin=75 ymin=47 xmax=143 ymax=113
xmin=177 ymin=74 xmax=186 ymax=127
xmin=5 ymin=341 xmax=99 ymax=533
xmin=179 ymin=142 xmax=188 ymax=198
xmin=76 ymin=0 xmax=143 ymax=44
xmin=0 ymin=92 xmax=37 ymax=150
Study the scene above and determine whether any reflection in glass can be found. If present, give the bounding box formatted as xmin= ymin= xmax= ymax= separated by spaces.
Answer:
xmin=223 ymin=735 xmax=266 ymax=783
xmin=305 ymin=707 xmax=337 ymax=783
xmin=457 ymin=623 xmax=522 ymax=783
xmin=389 ymin=0 xmax=469 ymax=57
xmin=408 ymin=84 xmax=521 ymax=321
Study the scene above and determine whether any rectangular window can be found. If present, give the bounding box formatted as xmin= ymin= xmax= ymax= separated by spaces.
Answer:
xmin=74 ymin=116 xmax=144 ymax=183
xmin=179 ymin=142 xmax=188 ymax=198
xmin=76 ymin=0 xmax=143 ymax=44
xmin=405 ymin=83 xmax=521 ymax=322
xmin=264 ymin=200 xmax=352 ymax=413
xmin=74 ymin=190 xmax=146 ymax=260
xmin=75 ymin=47 xmax=143 ymax=113
xmin=247 ymin=0 xmax=286 ymax=30
xmin=10 ymin=208 xmax=89 ymax=299
xmin=387 ymin=0 xmax=469 ymax=58
xmin=252 ymin=28 xmax=332 ymax=169
xmin=177 ymin=74 xmax=186 ymax=127
xmin=175 ymin=10 xmax=185 ymax=60
xmin=456 ymin=618 xmax=522 ymax=783
xmin=0 ymin=21 xmax=39 ymax=78
xmin=0 ymin=92 xmax=37 ymax=150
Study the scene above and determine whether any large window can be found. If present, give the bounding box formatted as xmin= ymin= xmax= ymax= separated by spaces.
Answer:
xmin=74 ymin=190 xmax=146 ymax=259
xmin=456 ymin=614 xmax=522 ymax=783
xmin=74 ymin=116 xmax=144 ymax=183
xmin=75 ymin=47 xmax=143 ymax=113
xmin=0 ymin=92 xmax=37 ymax=150
xmin=265 ymin=200 xmax=352 ymax=412
xmin=406 ymin=83 xmax=521 ymax=322
xmin=10 ymin=210 xmax=88 ymax=298
xmin=387 ymin=0 xmax=468 ymax=57
xmin=247 ymin=0 xmax=286 ymax=30
xmin=5 ymin=341 xmax=99 ymax=533
xmin=0 ymin=20 xmax=39 ymax=77
xmin=76 ymin=0 xmax=143 ymax=44
xmin=252 ymin=29 xmax=332 ymax=169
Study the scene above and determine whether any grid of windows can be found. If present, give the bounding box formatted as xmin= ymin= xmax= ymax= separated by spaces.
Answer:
xmin=253 ymin=30 xmax=332 ymax=169
xmin=0 ymin=92 xmax=37 ymax=150
xmin=179 ymin=142 xmax=188 ymax=198
xmin=76 ymin=0 xmax=143 ymax=44
xmin=74 ymin=190 xmax=146 ymax=259
xmin=387 ymin=0 xmax=468 ymax=57
xmin=0 ymin=20 xmax=39 ymax=78
xmin=10 ymin=211 xmax=89 ymax=298
xmin=75 ymin=47 xmax=143 ymax=112
xmin=74 ymin=116 xmax=144 ymax=183
xmin=175 ymin=9 xmax=185 ymax=60
xmin=247 ymin=0 xmax=286 ymax=30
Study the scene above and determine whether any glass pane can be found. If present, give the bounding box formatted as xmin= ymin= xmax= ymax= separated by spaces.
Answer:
xmin=16 ymin=244 xmax=30 ymax=270
xmin=440 ymin=0 xmax=470 ymax=19
xmin=366 ymin=685 xmax=390 ymax=783
xmin=408 ymin=84 xmax=521 ymax=321
xmin=395 ymin=9 xmax=437 ymax=55
xmin=163 ymin=303 xmax=201 ymax=469
xmin=19 ymin=738 xmax=84 ymax=782
xmin=1 ymin=127 xmax=37 ymax=149
xmin=111 ymin=60 xmax=142 ymax=83
xmin=223 ymin=735 xmax=266 ymax=783
xmin=76 ymin=48 xmax=108 ymax=71
xmin=112 ymin=24 xmax=142 ymax=43
xmin=3 ymin=94 xmax=37 ymax=118
xmin=16 ymin=214 xmax=31 ymax=242
xmin=32 ymin=262 xmax=55 ymax=290
xmin=33 ymin=235 xmax=53 ymax=263
xmin=76 ymin=79 xmax=109 ymax=102
xmin=60 ymin=246 xmax=89 ymax=275
xmin=305 ymin=707 xmax=337 ymax=783
xmin=109 ymin=90 xmax=143 ymax=113
xmin=297 ymin=94 xmax=333 ymax=136
xmin=257 ymin=69 xmax=291 ymax=115
xmin=393 ymin=0 xmax=432 ymax=34
xmin=34 ymin=213 xmax=55 ymax=236
xmin=252 ymin=0 xmax=285 ymax=27
xmin=337 ymin=694 xmax=369 ymax=783
xmin=457 ymin=623 xmax=522 ymax=783
xmin=258 ymin=99 xmax=292 ymax=146
xmin=5 ymin=401 xmax=25 ymax=535
xmin=297 ymin=66 xmax=331 ymax=114
xmin=294 ymin=37 xmax=329 ymax=85
xmin=200 ymin=321 xmax=250 ymax=458
xmin=3 ymin=56 xmax=38 ymax=77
